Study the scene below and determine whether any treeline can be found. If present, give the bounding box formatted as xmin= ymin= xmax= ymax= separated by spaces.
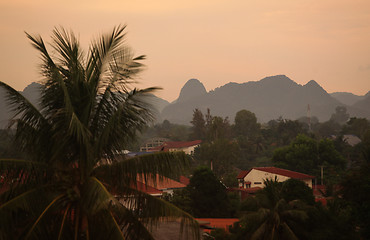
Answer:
xmin=137 ymin=106 xmax=370 ymax=187
xmin=139 ymin=106 xmax=370 ymax=239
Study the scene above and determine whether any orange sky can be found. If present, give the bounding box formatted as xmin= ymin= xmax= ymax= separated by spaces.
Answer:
xmin=1 ymin=0 xmax=369 ymax=101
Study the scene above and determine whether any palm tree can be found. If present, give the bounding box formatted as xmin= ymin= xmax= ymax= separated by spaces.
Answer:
xmin=239 ymin=178 xmax=308 ymax=240
xmin=0 ymin=26 xmax=199 ymax=240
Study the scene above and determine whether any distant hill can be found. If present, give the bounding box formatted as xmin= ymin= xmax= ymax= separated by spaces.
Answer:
xmin=330 ymin=92 xmax=365 ymax=106
xmin=142 ymin=94 xmax=170 ymax=123
xmin=0 ymin=82 xmax=42 ymax=128
xmin=176 ymin=78 xmax=207 ymax=103
xmin=352 ymin=92 xmax=370 ymax=113
xmin=1 ymin=77 xmax=369 ymax=128
xmin=161 ymin=75 xmax=370 ymax=125
xmin=0 ymin=82 xmax=169 ymax=128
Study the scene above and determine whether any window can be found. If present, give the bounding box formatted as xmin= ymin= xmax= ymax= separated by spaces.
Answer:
xmin=254 ymin=182 xmax=262 ymax=185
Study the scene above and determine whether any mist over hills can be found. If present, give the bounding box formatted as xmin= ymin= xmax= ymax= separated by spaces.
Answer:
xmin=161 ymin=75 xmax=370 ymax=125
xmin=1 ymin=76 xmax=369 ymax=128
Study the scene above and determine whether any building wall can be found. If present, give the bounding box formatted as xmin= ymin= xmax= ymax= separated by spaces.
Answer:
xmin=243 ymin=169 xmax=312 ymax=188
xmin=169 ymin=145 xmax=199 ymax=155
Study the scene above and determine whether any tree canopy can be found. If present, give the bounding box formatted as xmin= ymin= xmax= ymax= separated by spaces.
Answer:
xmin=272 ymin=134 xmax=346 ymax=183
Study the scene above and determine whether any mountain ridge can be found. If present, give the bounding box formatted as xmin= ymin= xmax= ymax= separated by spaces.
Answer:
xmin=1 ymin=76 xmax=369 ymax=128
xmin=161 ymin=75 xmax=370 ymax=125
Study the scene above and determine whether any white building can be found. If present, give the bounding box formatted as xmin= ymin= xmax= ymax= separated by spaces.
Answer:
xmin=237 ymin=167 xmax=314 ymax=189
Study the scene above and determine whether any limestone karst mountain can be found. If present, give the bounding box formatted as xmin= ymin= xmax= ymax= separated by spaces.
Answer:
xmin=1 ymin=77 xmax=369 ymax=128
xmin=175 ymin=78 xmax=207 ymax=103
xmin=161 ymin=75 xmax=370 ymax=125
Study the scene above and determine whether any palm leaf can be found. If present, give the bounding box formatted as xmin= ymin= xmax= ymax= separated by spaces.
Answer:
xmin=94 ymin=151 xmax=189 ymax=189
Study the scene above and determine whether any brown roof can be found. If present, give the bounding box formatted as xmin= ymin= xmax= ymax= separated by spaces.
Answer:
xmin=237 ymin=167 xmax=314 ymax=179
xmin=137 ymin=174 xmax=186 ymax=190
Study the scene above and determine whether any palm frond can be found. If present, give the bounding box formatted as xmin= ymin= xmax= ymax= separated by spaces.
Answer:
xmin=112 ymin=187 xmax=200 ymax=240
xmin=87 ymin=209 xmax=125 ymax=240
xmin=94 ymin=151 xmax=189 ymax=189
xmin=0 ymin=81 xmax=44 ymax=127
xmin=81 ymin=177 xmax=116 ymax=214
xmin=0 ymin=159 xmax=49 ymax=194
xmin=24 ymin=194 xmax=64 ymax=240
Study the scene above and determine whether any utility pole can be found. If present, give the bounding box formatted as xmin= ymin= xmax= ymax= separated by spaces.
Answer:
xmin=307 ymin=104 xmax=312 ymax=132
xmin=320 ymin=165 xmax=324 ymax=185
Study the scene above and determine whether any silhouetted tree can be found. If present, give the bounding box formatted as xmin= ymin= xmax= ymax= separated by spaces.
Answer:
xmin=190 ymin=108 xmax=206 ymax=140
xmin=187 ymin=167 xmax=232 ymax=218
xmin=233 ymin=109 xmax=260 ymax=139
xmin=194 ymin=139 xmax=239 ymax=183
xmin=330 ymin=106 xmax=350 ymax=125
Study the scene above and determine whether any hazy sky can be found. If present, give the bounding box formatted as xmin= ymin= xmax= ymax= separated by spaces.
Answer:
xmin=1 ymin=0 xmax=369 ymax=101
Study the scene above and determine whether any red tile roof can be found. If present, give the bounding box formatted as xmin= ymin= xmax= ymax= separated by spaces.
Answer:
xmin=238 ymin=167 xmax=314 ymax=180
xmin=134 ymin=181 xmax=163 ymax=195
xmin=137 ymin=174 xmax=186 ymax=190
xmin=236 ymin=170 xmax=250 ymax=179
xmin=196 ymin=218 xmax=239 ymax=233
xmin=179 ymin=176 xmax=190 ymax=186
xmin=150 ymin=140 xmax=201 ymax=152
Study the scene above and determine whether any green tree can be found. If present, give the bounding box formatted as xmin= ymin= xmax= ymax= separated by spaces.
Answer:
xmin=330 ymin=106 xmax=350 ymax=125
xmin=316 ymin=120 xmax=341 ymax=138
xmin=0 ymin=26 xmax=198 ymax=240
xmin=233 ymin=109 xmax=261 ymax=139
xmin=307 ymin=199 xmax=359 ymax=240
xmin=280 ymin=179 xmax=315 ymax=205
xmin=194 ymin=139 xmax=239 ymax=183
xmin=239 ymin=179 xmax=308 ymax=240
xmin=340 ymin=162 xmax=370 ymax=239
xmin=187 ymin=167 xmax=232 ymax=218
xmin=272 ymin=134 xmax=346 ymax=183
xmin=342 ymin=117 xmax=370 ymax=139
xmin=264 ymin=118 xmax=307 ymax=147
xmin=206 ymin=116 xmax=232 ymax=141
xmin=190 ymin=108 xmax=206 ymax=140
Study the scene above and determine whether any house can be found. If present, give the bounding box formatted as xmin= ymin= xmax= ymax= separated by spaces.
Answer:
xmin=237 ymin=167 xmax=315 ymax=189
xmin=140 ymin=137 xmax=170 ymax=152
xmin=150 ymin=140 xmax=201 ymax=155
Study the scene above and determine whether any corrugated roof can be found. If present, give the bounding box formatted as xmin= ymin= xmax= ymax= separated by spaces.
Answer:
xmin=179 ymin=176 xmax=190 ymax=186
xmin=137 ymin=174 xmax=186 ymax=190
xmin=254 ymin=167 xmax=314 ymax=179
xmin=237 ymin=167 xmax=314 ymax=180
xmin=151 ymin=140 xmax=201 ymax=151
xmin=135 ymin=181 xmax=163 ymax=195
